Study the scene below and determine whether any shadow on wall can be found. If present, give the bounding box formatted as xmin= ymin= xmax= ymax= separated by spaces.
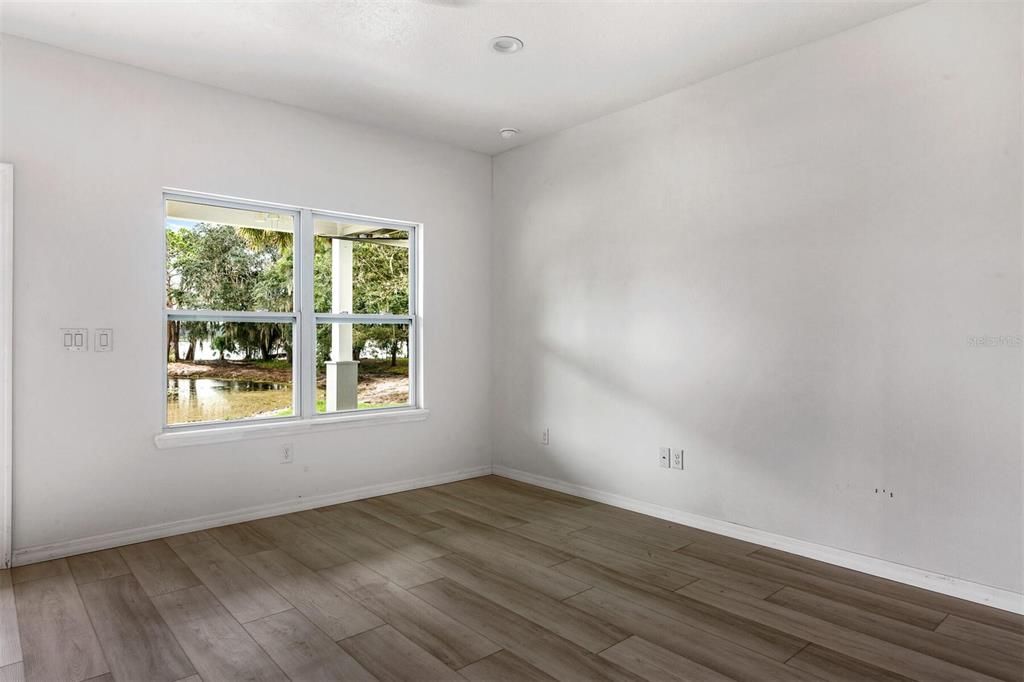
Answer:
xmin=495 ymin=207 xmax=994 ymax=562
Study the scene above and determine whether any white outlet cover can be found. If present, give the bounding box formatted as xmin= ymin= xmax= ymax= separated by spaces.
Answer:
xmin=671 ymin=450 xmax=684 ymax=470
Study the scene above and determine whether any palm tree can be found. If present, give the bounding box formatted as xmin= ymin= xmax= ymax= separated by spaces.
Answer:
xmin=237 ymin=226 xmax=293 ymax=254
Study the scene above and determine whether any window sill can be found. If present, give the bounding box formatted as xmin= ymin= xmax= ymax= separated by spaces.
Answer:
xmin=154 ymin=408 xmax=430 ymax=450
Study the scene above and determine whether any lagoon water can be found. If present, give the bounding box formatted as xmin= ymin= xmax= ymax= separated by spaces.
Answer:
xmin=167 ymin=377 xmax=292 ymax=424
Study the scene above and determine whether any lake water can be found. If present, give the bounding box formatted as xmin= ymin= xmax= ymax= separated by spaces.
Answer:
xmin=167 ymin=377 xmax=292 ymax=424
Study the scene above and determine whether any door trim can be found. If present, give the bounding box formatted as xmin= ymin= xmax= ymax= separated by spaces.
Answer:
xmin=0 ymin=163 xmax=13 ymax=568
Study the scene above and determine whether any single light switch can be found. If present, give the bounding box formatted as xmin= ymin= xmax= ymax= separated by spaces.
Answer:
xmin=95 ymin=328 xmax=113 ymax=352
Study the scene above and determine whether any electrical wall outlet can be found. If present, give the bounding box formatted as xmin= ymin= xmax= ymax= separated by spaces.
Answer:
xmin=659 ymin=447 xmax=671 ymax=468
xmin=541 ymin=428 xmax=550 ymax=446
xmin=282 ymin=443 xmax=294 ymax=464
xmin=61 ymin=328 xmax=88 ymax=352
xmin=671 ymin=449 xmax=684 ymax=470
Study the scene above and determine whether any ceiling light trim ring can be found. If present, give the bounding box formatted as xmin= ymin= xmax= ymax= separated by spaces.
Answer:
xmin=490 ymin=36 xmax=524 ymax=54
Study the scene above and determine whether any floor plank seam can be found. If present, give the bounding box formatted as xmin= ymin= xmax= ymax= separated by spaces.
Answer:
xmin=782 ymin=641 xmax=811 ymax=664
xmin=164 ymin=536 xmax=293 ymax=681
xmin=74 ymin=582 xmax=116 ymax=682
xmin=592 ymin=634 xmax=632 ymax=657
xmin=930 ymin=612 xmax=951 ymax=632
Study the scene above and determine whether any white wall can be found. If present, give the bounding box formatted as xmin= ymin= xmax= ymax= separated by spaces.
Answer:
xmin=2 ymin=1 xmax=1021 ymax=598
xmin=492 ymin=2 xmax=1023 ymax=593
xmin=0 ymin=36 xmax=492 ymax=551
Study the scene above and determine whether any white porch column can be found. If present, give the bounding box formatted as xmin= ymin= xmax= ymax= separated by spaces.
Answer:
xmin=326 ymin=238 xmax=358 ymax=411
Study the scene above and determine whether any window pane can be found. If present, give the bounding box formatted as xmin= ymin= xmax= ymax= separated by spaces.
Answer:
xmin=313 ymin=218 xmax=410 ymax=315
xmin=315 ymin=322 xmax=411 ymax=412
xmin=166 ymin=200 xmax=295 ymax=312
xmin=167 ymin=321 xmax=294 ymax=425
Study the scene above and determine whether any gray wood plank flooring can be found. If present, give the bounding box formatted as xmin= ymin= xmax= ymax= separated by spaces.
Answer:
xmin=3 ymin=475 xmax=1021 ymax=681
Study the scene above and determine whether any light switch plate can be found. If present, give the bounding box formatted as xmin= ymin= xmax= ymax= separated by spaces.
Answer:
xmin=659 ymin=447 xmax=671 ymax=468
xmin=61 ymin=328 xmax=88 ymax=352
xmin=94 ymin=328 xmax=113 ymax=352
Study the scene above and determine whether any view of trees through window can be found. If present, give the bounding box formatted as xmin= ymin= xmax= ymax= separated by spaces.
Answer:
xmin=165 ymin=201 xmax=412 ymax=425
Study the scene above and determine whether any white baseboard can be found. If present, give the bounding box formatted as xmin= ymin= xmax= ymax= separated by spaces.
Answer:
xmin=19 ymin=461 xmax=1023 ymax=616
xmin=493 ymin=465 xmax=1024 ymax=616
xmin=13 ymin=464 xmax=493 ymax=567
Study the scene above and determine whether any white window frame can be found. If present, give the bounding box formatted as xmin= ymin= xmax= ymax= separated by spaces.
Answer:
xmin=157 ymin=190 xmax=425 ymax=448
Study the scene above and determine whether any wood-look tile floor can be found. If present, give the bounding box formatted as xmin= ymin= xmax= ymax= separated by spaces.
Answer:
xmin=1 ymin=475 xmax=1021 ymax=682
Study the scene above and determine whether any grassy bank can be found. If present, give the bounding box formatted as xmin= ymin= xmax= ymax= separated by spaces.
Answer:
xmin=167 ymin=358 xmax=410 ymax=423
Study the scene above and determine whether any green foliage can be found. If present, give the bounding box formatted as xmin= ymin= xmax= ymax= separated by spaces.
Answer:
xmin=313 ymin=237 xmax=333 ymax=366
xmin=168 ymin=225 xmax=409 ymax=366
xmin=313 ymin=238 xmax=410 ymax=367
xmin=210 ymin=333 xmax=236 ymax=361
xmin=352 ymin=240 xmax=408 ymax=315
xmin=352 ymin=241 xmax=409 ymax=365
xmin=167 ymin=222 xmax=292 ymax=361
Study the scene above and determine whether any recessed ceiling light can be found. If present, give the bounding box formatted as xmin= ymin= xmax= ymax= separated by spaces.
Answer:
xmin=490 ymin=36 xmax=524 ymax=54
xmin=499 ymin=128 xmax=520 ymax=139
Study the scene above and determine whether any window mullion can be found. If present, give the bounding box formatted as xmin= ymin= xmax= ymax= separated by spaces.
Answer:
xmin=298 ymin=208 xmax=316 ymax=419
xmin=411 ymin=224 xmax=420 ymax=407
xmin=313 ymin=314 xmax=414 ymax=324
xmin=166 ymin=310 xmax=296 ymax=323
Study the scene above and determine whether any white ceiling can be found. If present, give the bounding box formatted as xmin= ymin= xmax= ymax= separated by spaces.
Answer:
xmin=1 ymin=1 xmax=915 ymax=154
